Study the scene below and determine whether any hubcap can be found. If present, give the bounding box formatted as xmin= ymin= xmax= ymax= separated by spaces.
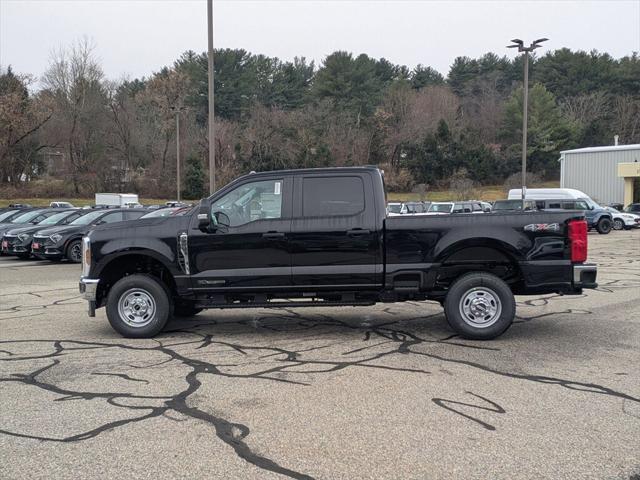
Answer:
xmin=70 ymin=243 xmax=82 ymax=261
xmin=459 ymin=287 xmax=502 ymax=328
xmin=613 ymin=220 xmax=623 ymax=230
xmin=118 ymin=288 xmax=156 ymax=328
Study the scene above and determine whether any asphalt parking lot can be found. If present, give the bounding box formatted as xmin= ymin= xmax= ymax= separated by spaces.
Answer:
xmin=0 ymin=231 xmax=639 ymax=480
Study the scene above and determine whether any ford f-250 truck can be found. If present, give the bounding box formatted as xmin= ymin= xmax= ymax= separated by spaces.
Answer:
xmin=79 ymin=167 xmax=597 ymax=339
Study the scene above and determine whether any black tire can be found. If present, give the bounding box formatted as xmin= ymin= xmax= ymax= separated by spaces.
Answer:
xmin=173 ymin=303 xmax=203 ymax=317
xmin=596 ymin=217 xmax=612 ymax=234
xmin=16 ymin=253 xmax=31 ymax=260
xmin=612 ymin=218 xmax=624 ymax=231
xmin=444 ymin=272 xmax=516 ymax=340
xmin=106 ymin=274 xmax=172 ymax=338
xmin=66 ymin=239 xmax=83 ymax=263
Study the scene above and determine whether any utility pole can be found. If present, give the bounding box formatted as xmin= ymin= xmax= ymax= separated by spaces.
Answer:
xmin=171 ymin=105 xmax=186 ymax=202
xmin=507 ymin=38 xmax=548 ymax=208
xmin=207 ymin=0 xmax=215 ymax=194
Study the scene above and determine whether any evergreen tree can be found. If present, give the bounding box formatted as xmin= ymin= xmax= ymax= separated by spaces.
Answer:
xmin=182 ymin=154 xmax=206 ymax=199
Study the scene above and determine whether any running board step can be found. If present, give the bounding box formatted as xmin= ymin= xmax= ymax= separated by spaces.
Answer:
xmin=195 ymin=300 xmax=375 ymax=309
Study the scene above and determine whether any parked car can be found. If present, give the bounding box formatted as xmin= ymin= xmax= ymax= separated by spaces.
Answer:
xmin=8 ymin=203 xmax=32 ymax=208
xmin=534 ymin=199 xmax=612 ymax=234
xmin=604 ymin=206 xmax=640 ymax=230
xmin=50 ymin=201 xmax=75 ymax=208
xmin=492 ymin=199 xmax=537 ymax=212
xmin=79 ymin=166 xmax=597 ymax=340
xmin=2 ymin=209 xmax=83 ymax=259
xmin=426 ymin=202 xmax=454 ymax=214
xmin=608 ymin=203 xmax=624 ymax=211
xmin=452 ymin=201 xmax=490 ymax=214
xmin=33 ymin=208 xmax=147 ymax=263
xmin=625 ymin=203 xmax=640 ymax=214
xmin=0 ymin=209 xmax=61 ymax=239
xmin=0 ymin=209 xmax=33 ymax=224
xmin=508 ymin=187 xmax=613 ymax=234
xmin=140 ymin=207 xmax=193 ymax=218
xmin=404 ymin=202 xmax=429 ymax=214
xmin=387 ymin=202 xmax=405 ymax=215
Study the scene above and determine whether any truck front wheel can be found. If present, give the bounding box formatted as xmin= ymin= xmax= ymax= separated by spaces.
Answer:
xmin=444 ymin=272 xmax=515 ymax=340
xmin=106 ymin=274 xmax=172 ymax=338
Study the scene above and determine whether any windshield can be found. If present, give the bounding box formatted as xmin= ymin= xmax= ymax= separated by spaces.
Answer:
xmin=38 ymin=211 xmax=74 ymax=225
xmin=388 ymin=204 xmax=402 ymax=214
xmin=10 ymin=210 xmax=45 ymax=223
xmin=581 ymin=197 xmax=599 ymax=209
xmin=0 ymin=209 xmax=20 ymax=222
xmin=69 ymin=210 xmax=105 ymax=225
xmin=141 ymin=208 xmax=177 ymax=218
xmin=429 ymin=203 xmax=453 ymax=213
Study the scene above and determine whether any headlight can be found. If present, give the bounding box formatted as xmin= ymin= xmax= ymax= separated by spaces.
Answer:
xmin=17 ymin=233 xmax=31 ymax=242
xmin=50 ymin=233 xmax=63 ymax=243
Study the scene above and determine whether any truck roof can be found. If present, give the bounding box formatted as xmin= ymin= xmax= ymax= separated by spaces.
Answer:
xmin=241 ymin=166 xmax=381 ymax=178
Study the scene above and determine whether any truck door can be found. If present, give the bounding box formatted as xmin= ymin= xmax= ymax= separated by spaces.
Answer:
xmin=290 ymin=173 xmax=382 ymax=288
xmin=188 ymin=176 xmax=293 ymax=290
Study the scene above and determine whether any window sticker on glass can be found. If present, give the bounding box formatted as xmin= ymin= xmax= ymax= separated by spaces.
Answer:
xmin=274 ymin=181 xmax=281 ymax=195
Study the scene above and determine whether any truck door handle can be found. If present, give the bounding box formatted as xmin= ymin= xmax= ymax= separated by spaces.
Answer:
xmin=262 ymin=231 xmax=285 ymax=240
xmin=347 ymin=229 xmax=370 ymax=237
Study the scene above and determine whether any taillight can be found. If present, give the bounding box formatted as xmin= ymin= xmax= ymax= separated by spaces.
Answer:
xmin=568 ymin=220 xmax=587 ymax=263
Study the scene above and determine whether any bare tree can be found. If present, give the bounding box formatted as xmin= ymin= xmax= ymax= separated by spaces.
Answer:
xmin=0 ymin=69 xmax=53 ymax=183
xmin=41 ymin=38 xmax=107 ymax=193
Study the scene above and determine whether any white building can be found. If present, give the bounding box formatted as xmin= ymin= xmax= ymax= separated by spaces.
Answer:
xmin=559 ymin=144 xmax=640 ymax=205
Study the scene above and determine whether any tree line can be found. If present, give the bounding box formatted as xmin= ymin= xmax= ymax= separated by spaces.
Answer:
xmin=1 ymin=38 xmax=639 ymax=198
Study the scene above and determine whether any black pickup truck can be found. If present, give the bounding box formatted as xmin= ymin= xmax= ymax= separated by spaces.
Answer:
xmin=80 ymin=167 xmax=597 ymax=339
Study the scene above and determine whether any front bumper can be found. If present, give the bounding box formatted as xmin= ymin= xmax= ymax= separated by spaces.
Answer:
xmin=1 ymin=237 xmax=31 ymax=254
xmin=79 ymin=277 xmax=99 ymax=317
xmin=31 ymin=237 xmax=64 ymax=257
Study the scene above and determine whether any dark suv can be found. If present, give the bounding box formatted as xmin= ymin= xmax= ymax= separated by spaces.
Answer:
xmin=33 ymin=209 xmax=147 ymax=262
xmin=536 ymin=199 xmax=612 ymax=234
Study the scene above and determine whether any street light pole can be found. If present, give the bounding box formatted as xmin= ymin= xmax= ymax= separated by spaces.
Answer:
xmin=207 ymin=0 xmax=215 ymax=194
xmin=175 ymin=109 xmax=181 ymax=202
xmin=521 ymin=49 xmax=529 ymax=205
xmin=507 ymin=38 xmax=548 ymax=208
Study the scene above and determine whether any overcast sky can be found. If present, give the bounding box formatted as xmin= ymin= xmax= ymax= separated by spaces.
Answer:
xmin=1 ymin=0 xmax=639 ymax=82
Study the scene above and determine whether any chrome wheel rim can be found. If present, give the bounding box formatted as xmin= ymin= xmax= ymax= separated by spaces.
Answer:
xmin=70 ymin=243 xmax=82 ymax=262
xmin=459 ymin=287 xmax=502 ymax=328
xmin=118 ymin=288 xmax=156 ymax=328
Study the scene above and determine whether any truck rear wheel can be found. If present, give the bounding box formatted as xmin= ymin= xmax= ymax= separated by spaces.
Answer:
xmin=444 ymin=272 xmax=515 ymax=340
xmin=596 ymin=217 xmax=612 ymax=234
xmin=106 ymin=274 xmax=172 ymax=338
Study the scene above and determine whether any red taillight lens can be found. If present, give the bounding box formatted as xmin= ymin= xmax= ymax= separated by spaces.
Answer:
xmin=568 ymin=219 xmax=587 ymax=263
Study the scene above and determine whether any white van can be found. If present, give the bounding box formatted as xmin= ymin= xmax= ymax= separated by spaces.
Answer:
xmin=508 ymin=188 xmax=590 ymax=201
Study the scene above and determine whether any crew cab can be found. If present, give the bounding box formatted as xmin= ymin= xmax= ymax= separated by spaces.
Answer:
xmin=80 ymin=167 xmax=597 ymax=340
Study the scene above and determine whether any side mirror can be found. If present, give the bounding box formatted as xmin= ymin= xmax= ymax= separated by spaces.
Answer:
xmin=197 ymin=202 xmax=211 ymax=231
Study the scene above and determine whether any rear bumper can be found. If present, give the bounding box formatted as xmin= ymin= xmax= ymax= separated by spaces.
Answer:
xmin=518 ymin=260 xmax=597 ymax=294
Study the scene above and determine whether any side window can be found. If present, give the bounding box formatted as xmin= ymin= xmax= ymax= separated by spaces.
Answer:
xmin=212 ymin=178 xmax=283 ymax=227
xmin=562 ymin=202 xmax=576 ymax=209
xmin=472 ymin=203 xmax=482 ymax=212
xmin=452 ymin=203 xmax=464 ymax=213
xmin=464 ymin=204 xmax=472 ymax=213
xmin=548 ymin=202 xmax=562 ymax=209
xmin=101 ymin=212 xmax=124 ymax=224
xmin=302 ymin=176 xmax=364 ymax=217
xmin=574 ymin=201 xmax=589 ymax=210
xmin=124 ymin=211 xmax=146 ymax=220
xmin=63 ymin=213 xmax=81 ymax=224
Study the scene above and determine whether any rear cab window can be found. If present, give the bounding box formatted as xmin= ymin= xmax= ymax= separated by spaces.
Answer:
xmin=302 ymin=176 xmax=365 ymax=217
